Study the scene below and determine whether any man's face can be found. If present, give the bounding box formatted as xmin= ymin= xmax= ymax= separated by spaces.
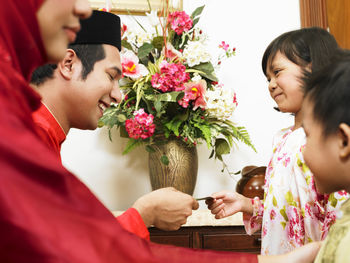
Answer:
xmin=302 ymin=98 xmax=343 ymax=194
xmin=68 ymin=44 xmax=122 ymax=130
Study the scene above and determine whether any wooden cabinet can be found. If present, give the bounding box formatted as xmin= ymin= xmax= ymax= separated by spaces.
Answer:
xmin=149 ymin=225 xmax=261 ymax=253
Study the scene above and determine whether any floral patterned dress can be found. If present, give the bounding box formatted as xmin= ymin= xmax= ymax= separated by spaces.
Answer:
xmin=244 ymin=127 xmax=349 ymax=255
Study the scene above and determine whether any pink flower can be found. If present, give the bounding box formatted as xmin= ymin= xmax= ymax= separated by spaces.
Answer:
xmin=233 ymin=92 xmax=238 ymax=107
xmin=125 ymin=109 xmax=155 ymax=139
xmin=151 ymin=61 xmax=190 ymax=92
xmin=179 ymin=80 xmax=207 ymax=110
xmin=321 ymin=211 xmax=337 ymax=239
xmin=286 ymin=206 xmax=305 ymax=246
xmin=121 ymin=50 xmax=149 ymax=80
xmin=168 ymin=11 xmax=193 ymax=35
xmin=277 ymin=152 xmax=291 ymax=167
xmin=162 ymin=43 xmax=183 ymax=61
xmin=270 ymin=209 xmax=276 ymax=220
xmin=337 ymin=190 xmax=348 ymax=196
xmin=121 ymin=24 xmax=127 ymax=37
xmin=219 ymin=41 xmax=229 ymax=51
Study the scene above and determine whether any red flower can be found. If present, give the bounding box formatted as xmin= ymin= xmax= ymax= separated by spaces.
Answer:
xmin=168 ymin=11 xmax=193 ymax=35
xmin=151 ymin=61 xmax=189 ymax=92
xmin=125 ymin=109 xmax=155 ymax=139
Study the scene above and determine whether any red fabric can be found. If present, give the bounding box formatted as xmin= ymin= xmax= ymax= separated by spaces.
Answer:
xmin=32 ymin=103 xmax=66 ymax=161
xmin=32 ymin=104 xmax=150 ymax=239
xmin=116 ymin=208 xmax=150 ymax=240
xmin=0 ymin=0 xmax=257 ymax=262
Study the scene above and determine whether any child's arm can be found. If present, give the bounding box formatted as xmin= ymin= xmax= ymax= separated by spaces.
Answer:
xmin=206 ymin=191 xmax=253 ymax=218
xmin=258 ymin=241 xmax=321 ymax=263
xmin=206 ymin=191 xmax=264 ymax=235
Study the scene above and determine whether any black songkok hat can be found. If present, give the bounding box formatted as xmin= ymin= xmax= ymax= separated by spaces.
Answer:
xmin=73 ymin=10 xmax=121 ymax=51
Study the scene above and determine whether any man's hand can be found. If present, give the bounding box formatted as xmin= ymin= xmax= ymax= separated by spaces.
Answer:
xmin=206 ymin=190 xmax=252 ymax=219
xmin=132 ymin=187 xmax=199 ymax=231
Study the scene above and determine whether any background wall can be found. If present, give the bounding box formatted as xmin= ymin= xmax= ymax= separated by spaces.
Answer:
xmin=61 ymin=0 xmax=299 ymax=211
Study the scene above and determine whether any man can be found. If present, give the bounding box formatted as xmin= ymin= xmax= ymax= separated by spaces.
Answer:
xmin=30 ymin=10 xmax=198 ymax=239
xmin=0 ymin=1 xmax=319 ymax=261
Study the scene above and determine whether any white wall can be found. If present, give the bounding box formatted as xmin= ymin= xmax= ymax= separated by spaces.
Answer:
xmin=61 ymin=0 xmax=299 ymax=211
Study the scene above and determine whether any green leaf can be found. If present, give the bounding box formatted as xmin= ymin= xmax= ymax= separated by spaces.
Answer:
xmin=329 ymin=193 xmax=338 ymax=207
xmin=121 ymin=39 xmax=133 ymax=51
xmin=138 ymin=43 xmax=154 ymax=59
xmin=165 ymin=119 xmax=183 ymax=136
xmin=191 ymin=5 xmax=205 ymax=19
xmin=177 ymin=110 xmax=189 ymax=121
xmin=145 ymin=145 xmax=156 ymax=153
xmin=152 ymin=36 xmax=164 ymax=50
xmin=161 ymin=155 xmax=169 ymax=165
xmin=209 ymin=149 xmax=214 ymax=159
xmin=280 ymin=208 xmax=289 ymax=222
xmin=117 ymin=114 xmax=126 ymax=123
xmin=194 ymin=123 xmax=211 ymax=147
xmin=154 ymin=100 xmax=162 ymax=113
xmin=192 ymin=17 xmax=200 ymax=28
xmin=215 ymin=138 xmax=231 ymax=156
xmin=192 ymin=62 xmax=218 ymax=82
xmin=145 ymin=91 xmax=183 ymax=102
xmin=122 ymin=139 xmax=143 ymax=155
xmin=226 ymin=124 xmax=256 ymax=152
xmin=273 ymin=196 xmax=277 ymax=207
xmin=97 ymin=120 xmax=104 ymax=128
xmin=280 ymin=221 xmax=286 ymax=229
xmin=285 ymin=191 xmax=294 ymax=206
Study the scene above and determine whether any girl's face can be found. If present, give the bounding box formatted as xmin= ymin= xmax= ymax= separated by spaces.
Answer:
xmin=266 ymin=51 xmax=304 ymax=114
xmin=37 ymin=0 xmax=91 ymax=63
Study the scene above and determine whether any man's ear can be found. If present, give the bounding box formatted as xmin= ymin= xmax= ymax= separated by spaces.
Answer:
xmin=57 ymin=49 xmax=77 ymax=80
xmin=338 ymin=123 xmax=350 ymax=158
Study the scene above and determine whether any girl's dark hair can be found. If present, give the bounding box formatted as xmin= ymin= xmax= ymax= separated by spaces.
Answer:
xmin=31 ymin=44 xmax=105 ymax=86
xmin=262 ymin=27 xmax=339 ymax=77
xmin=305 ymin=49 xmax=350 ymax=136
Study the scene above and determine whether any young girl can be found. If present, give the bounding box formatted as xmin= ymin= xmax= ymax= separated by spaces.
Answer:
xmin=207 ymin=27 xmax=349 ymax=255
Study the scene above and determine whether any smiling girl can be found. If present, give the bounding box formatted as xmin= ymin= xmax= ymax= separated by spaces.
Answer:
xmin=207 ymin=27 xmax=349 ymax=255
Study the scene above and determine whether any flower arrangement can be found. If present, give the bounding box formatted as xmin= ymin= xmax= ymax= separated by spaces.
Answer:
xmin=99 ymin=3 xmax=255 ymax=165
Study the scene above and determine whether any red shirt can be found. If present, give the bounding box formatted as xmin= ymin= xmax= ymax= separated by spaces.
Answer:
xmin=32 ymin=103 xmax=66 ymax=161
xmin=32 ymin=103 xmax=150 ymax=240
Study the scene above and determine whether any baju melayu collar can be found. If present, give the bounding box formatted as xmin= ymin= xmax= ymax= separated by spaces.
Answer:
xmin=32 ymin=102 xmax=66 ymax=161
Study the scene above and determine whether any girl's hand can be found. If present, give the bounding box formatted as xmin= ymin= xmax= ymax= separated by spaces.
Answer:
xmin=258 ymin=242 xmax=322 ymax=263
xmin=205 ymin=191 xmax=253 ymax=219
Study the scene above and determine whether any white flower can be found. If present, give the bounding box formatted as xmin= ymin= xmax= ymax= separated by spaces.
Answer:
xmin=191 ymin=73 xmax=202 ymax=82
xmin=193 ymin=27 xmax=208 ymax=43
xmin=205 ymin=84 xmax=237 ymax=120
xmin=146 ymin=10 xmax=159 ymax=27
xmin=123 ymin=25 xmax=154 ymax=48
xmin=121 ymin=49 xmax=149 ymax=80
xmin=183 ymin=41 xmax=211 ymax=67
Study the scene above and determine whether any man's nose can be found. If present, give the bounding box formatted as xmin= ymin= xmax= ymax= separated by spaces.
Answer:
xmin=110 ymin=82 xmax=122 ymax=103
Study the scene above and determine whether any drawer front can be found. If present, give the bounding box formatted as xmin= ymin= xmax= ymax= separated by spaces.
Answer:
xmin=150 ymin=234 xmax=191 ymax=248
xmin=201 ymin=233 xmax=261 ymax=253
xmin=149 ymin=226 xmax=261 ymax=253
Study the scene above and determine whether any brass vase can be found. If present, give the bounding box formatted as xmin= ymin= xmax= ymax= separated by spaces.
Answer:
xmin=148 ymin=139 xmax=198 ymax=195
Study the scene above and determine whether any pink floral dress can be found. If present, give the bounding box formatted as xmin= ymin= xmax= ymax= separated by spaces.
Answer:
xmin=244 ymin=127 xmax=349 ymax=255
